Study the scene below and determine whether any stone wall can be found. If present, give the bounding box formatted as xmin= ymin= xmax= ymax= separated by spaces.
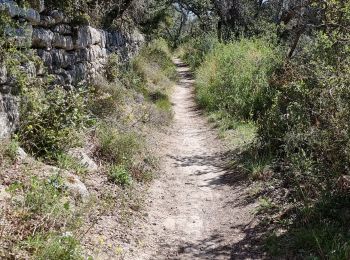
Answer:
xmin=0 ymin=0 xmax=144 ymax=138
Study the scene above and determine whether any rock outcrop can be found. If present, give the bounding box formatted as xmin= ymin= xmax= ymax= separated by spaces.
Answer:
xmin=0 ymin=0 xmax=144 ymax=139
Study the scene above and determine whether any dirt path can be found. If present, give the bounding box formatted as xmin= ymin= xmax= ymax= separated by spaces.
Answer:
xmin=128 ymin=59 xmax=261 ymax=260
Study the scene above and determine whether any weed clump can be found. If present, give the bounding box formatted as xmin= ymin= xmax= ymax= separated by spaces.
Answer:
xmin=18 ymin=87 xmax=89 ymax=159
xmin=108 ymin=164 xmax=132 ymax=186
xmin=28 ymin=234 xmax=83 ymax=260
xmin=196 ymin=38 xmax=282 ymax=120
xmin=95 ymin=123 xmax=141 ymax=166
xmin=1 ymin=176 xmax=83 ymax=259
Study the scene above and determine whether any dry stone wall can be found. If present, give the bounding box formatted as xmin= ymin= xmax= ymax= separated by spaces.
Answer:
xmin=0 ymin=0 xmax=144 ymax=138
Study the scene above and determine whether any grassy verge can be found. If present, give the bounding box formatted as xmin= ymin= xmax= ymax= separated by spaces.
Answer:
xmin=0 ymin=38 xmax=176 ymax=259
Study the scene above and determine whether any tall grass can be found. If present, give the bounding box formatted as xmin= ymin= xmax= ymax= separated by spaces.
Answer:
xmin=196 ymin=38 xmax=282 ymax=120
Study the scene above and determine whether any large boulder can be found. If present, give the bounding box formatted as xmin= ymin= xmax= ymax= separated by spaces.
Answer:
xmin=51 ymin=49 xmax=76 ymax=69
xmin=68 ymin=148 xmax=98 ymax=172
xmin=107 ymin=31 xmax=126 ymax=50
xmin=52 ymin=33 xmax=74 ymax=50
xmin=51 ymin=48 xmax=67 ymax=69
xmin=37 ymin=49 xmax=53 ymax=68
xmin=53 ymin=24 xmax=72 ymax=35
xmin=43 ymin=165 xmax=89 ymax=201
xmin=0 ymin=94 xmax=19 ymax=139
xmin=23 ymin=8 xmax=40 ymax=25
xmin=32 ymin=28 xmax=54 ymax=49
xmin=77 ymin=45 xmax=107 ymax=63
xmin=75 ymin=26 xmax=102 ymax=49
xmin=50 ymin=10 xmax=64 ymax=24
xmin=0 ymin=1 xmax=40 ymax=24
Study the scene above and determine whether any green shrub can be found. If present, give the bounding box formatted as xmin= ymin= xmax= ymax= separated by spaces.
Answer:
xmin=196 ymin=38 xmax=282 ymax=120
xmin=180 ymin=34 xmax=219 ymax=69
xmin=148 ymin=90 xmax=171 ymax=112
xmin=108 ymin=164 xmax=132 ymax=186
xmin=95 ymin=124 xmax=141 ymax=165
xmin=258 ymin=32 xmax=350 ymax=197
xmin=105 ymin=53 xmax=119 ymax=82
xmin=134 ymin=38 xmax=177 ymax=83
xmin=18 ymin=87 xmax=89 ymax=159
xmin=21 ymin=176 xmax=68 ymax=215
xmin=256 ymin=29 xmax=350 ymax=259
xmin=119 ymin=61 xmax=146 ymax=92
xmin=72 ymin=13 xmax=91 ymax=26
xmin=0 ymin=138 xmax=19 ymax=163
xmin=143 ymin=38 xmax=177 ymax=81
xmin=88 ymin=80 xmax=125 ymax=119
xmin=27 ymin=234 xmax=83 ymax=260
xmin=7 ymin=176 xmax=84 ymax=258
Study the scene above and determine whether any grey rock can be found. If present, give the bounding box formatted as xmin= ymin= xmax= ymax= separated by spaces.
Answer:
xmin=0 ymin=1 xmax=40 ymax=24
xmin=100 ymin=30 xmax=107 ymax=48
xmin=0 ymin=185 xmax=10 ymax=203
xmin=0 ymin=112 xmax=10 ymax=139
xmin=51 ymin=49 xmax=66 ymax=68
xmin=6 ymin=24 xmax=33 ymax=48
xmin=55 ymin=69 xmax=73 ymax=85
xmin=20 ymin=62 xmax=36 ymax=78
xmin=35 ymin=60 xmax=46 ymax=76
xmin=72 ymin=63 xmax=87 ymax=82
xmin=0 ymin=85 xmax=11 ymax=94
xmin=52 ymin=33 xmax=74 ymax=50
xmin=64 ymin=172 xmax=89 ymax=201
xmin=39 ymin=15 xmax=56 ymax=27
xmin=52 ymin=74 xmax=65 ymax=85
xmin=0 ymin=65 xmax=7 ymax=84
xmin=23 ymin=8 xmax=40 ymax=25
xmin=50 ymin=10 xmax=64 ymax=24
xmin=52 ymin=49 xmax=76 ymax=69
xmin=17 ymin=147 xmax=28 ymax=160
xmin=76 ymin=48 xmax=89 ymax=63
xmin=32 ymin=28 xmax=53 ymax=48
xmin=68 ymin=148 xmax=98 ymax=172
xmin=107 ymin=31 xmax=128 ymax=50
xmin=44 ymin=165 xmax=90 ymax=201
xmin=75 ymin=26 xmax=101 ymax=49
xmin=53 ymin=24 xmax=72 ymax=35
xmin=76 ymin=45 xmax=106 ymax=63
xmin=0 ymin=0 xmax=21 ymax=17
xmin=131 ymin=29 xmax=145 ymax=43
xmin=0 ymin=94 xmax=19 ymax=139
xmin=37 ymin=49 xmax=53 ymax=68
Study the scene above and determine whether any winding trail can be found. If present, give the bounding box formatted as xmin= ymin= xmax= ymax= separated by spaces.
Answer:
xmin=129 ymin=59 xmax=261 ymax=259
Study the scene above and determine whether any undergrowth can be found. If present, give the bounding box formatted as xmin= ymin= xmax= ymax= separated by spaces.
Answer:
xmin=195 ymin=38 xmax=282 ymax=120
xmin=0 ymin=31 xmax=176 ymax=259
xmin=181 ymin=23 xmax=350 ymax=258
